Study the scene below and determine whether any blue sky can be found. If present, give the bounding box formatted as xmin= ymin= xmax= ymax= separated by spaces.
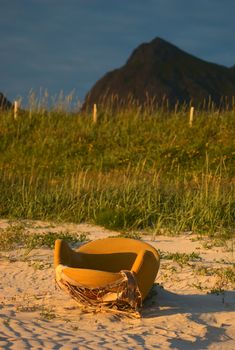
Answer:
xmin=0 ymin=0 xmax=235 ymax=105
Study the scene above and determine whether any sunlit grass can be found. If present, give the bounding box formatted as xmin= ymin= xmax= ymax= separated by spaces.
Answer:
xmin=0 ymin=98 xmax=234 ymax=238
xmin=0 ymin=222 xmax=88 ymax=251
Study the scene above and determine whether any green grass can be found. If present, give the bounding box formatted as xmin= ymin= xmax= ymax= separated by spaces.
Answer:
xmin=160 ymin=251 xmax=202 ymax=265
xmin=0 ymin=223 xmax=88 ymax=250
xmin=0 ymin=103 xmax=234 ymax=238
xmin=109 ymin=231 xmax=142 ymax=240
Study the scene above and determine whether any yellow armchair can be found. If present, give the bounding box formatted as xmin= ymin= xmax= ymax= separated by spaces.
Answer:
xmin=54 ymin=237 xmax=160 ymax=313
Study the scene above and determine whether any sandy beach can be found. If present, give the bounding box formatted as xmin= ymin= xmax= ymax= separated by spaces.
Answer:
xmin=0 ymin=220 xmax=234 ymax=349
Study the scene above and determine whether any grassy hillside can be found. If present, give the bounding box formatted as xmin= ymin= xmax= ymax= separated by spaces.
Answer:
xmin=0 ymin=106 xmax=234 ymax=237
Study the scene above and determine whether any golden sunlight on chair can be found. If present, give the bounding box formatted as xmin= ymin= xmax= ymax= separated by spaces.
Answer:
xmin=54 ymin=237 xmax=160 ymax=314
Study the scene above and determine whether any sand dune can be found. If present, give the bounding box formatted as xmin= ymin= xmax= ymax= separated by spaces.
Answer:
xmin=0 ymin=220 xmax=234 ymax=349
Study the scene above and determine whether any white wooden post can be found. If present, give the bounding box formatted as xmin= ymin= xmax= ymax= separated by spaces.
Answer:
xmin=93 ymin=103 xmax=97 ymax=123
xmin=14 ymin=100 xmax=19 ymax=120
xmin=189 ymin=106 xmax=194 ymax=127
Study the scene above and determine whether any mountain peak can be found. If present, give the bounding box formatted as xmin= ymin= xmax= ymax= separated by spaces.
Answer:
xmin=83 ymin=37 xmax=235 ymax=110
xmin=127 ymin=36 xmax=183 ymax=64
xmin=150 ymin=36 xmax=178 ymax=48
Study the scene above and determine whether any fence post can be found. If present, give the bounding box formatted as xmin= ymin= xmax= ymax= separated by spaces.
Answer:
xmin=93 ymin=103 xmax=97 ymax=123
xmin=189 ymin=106 xmax=194 ymax=127
xmin=14 ymin=100 xmax=19 ymax=120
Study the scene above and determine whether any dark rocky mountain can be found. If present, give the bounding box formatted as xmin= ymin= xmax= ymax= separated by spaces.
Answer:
xmin=0 ymin=92 xmax=12 ymax=110
xmin=230 ymin=65 xmax=235 ymax=74
xmin=83 ymin=37 xmax=235 ymax=110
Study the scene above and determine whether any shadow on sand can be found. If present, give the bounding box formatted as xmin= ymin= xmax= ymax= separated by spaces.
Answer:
xmin=141 ymin=284 xmax=235 ymax=349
